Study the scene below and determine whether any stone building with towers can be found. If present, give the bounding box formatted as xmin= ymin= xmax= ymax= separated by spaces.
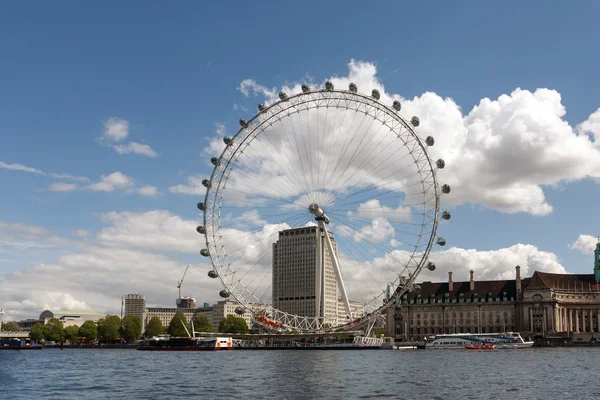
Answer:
xmin=388 ymin=241 xmax=600 ymax=341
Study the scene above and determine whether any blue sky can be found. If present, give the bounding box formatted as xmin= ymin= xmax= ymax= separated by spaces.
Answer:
xmin=1 ymin=1 xmax=600 ymax=319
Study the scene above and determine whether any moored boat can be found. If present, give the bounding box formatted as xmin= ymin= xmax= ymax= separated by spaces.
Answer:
xmin=137 ymin=336 xmax=233 ymax=351
xmin=425 ymin=332 xmax=534 ymax=349
xmin=1 ymin=339 xmax=42 ymax=350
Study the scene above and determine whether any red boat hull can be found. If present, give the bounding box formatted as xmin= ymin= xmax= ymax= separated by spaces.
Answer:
xmin=465 ymin=345 xmax=495 ymax=350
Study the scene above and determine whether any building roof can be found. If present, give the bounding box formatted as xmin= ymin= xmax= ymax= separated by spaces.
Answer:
xmin=405 ymin=271 xmax=600 ymax=302
xmin=408 ymin=278 xmax=526 ymax=301
xmin=524 ymin=272 xmax=598 ymax=290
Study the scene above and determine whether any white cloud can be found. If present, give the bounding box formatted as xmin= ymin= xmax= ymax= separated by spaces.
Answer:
xmin=239 ymin=79 xmax=278 ymax=98
xmin=337 ymin=243 xmax=569 ymax=308
xmin=0 ymin=246 xmax=221 ymax=321
xmin=137 ymin=185 xmax=159 ymax=197
xmin=0 ymin=219 xmax=49 ymax=236
xmin=570 ymin=234 xmax=598 ymax=255
xmin=215 ymin=123 xmax=226 ymax=136
xmin=390 ymin=239 xmax=402 ymax=247
xmin=49 ymin=182 xmax=78 ymax=192
xmin=577 ymin=108 xmax=600 ymax=146
xmin=426 ymin=244 xmax=568 ymax=281
xmin=103 ymin=117 xmax=129 ymax=142
xmin=232 ymin=210 xmax=267 ymax=229
xmin=113 ymin=142 xmax=157 ymax=158
xmin=73 ymin=229 xmax=89 ymax=238
xmin=351 ymin=199 xmax=412 ymax=223
xmin=199 ymin=123 xmax=228 ymax=159
xmin=87 ymin=172 xmax=135 ymax=192
xmin=210 ymin=59 xmax=600 ymax=216
xmin=168 ymin=175 xmax=204 ymax=195
xmin=49 ymin=172 xmax=158 ymax=197
xmin=351 ymin=218 xmax=395 ymax=244
xmin=0 ymin=161 xmax=89 ymax=182
xmin=99 ymin=117 xmax=157 ymax=157
xmin=233 ymin=103 xmax=248 ymax=112
xmin=96 ymin=210 xmax=199 ymax=253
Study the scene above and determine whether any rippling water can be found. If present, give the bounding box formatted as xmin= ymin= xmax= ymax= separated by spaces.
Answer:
xmin=1 ymin=348 xmax=599 ymax=399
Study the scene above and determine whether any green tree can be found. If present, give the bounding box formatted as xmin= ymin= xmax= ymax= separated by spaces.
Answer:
xmin=218 ymin=315 xmax=249 ymax=333
xmin=30 ymin=323 xmax=45 ymax=342
xmin=120 ymin=315 xmax=142 ymax=342
xmin=78 ymin=321 xmax=98 ymax=341
xmin=192 ymin=315 xmax=214 ymax=333
xmin=2 ymin=321 xmax=22 ymax=331
xmin=43 ymin=318 xmax=64 ymax=341
xmin=64 ymin=325 xmax=80 ymax=341
xmin=144 ymin=316 xmax=163 ymax=338
xmin=97 ymin=315 xmax=121 ymax=341
xmin=168 ymin=312 xmax=190 ymax=337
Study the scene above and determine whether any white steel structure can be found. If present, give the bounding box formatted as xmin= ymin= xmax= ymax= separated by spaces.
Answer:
xmin=197 ymin=82 xmax=452 ymax=332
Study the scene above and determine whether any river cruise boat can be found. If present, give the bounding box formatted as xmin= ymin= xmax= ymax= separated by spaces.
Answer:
xmin=0 ymin=338 xmax=42 ymax=350
xmin=425 ymin=332 xmax=534 ymax=349
xmin=137 ymin=336 xmax=233 ymax=351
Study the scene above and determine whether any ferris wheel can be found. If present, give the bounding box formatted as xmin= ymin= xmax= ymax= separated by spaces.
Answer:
xmin=197 ymin=81 xmax=452 ymax=333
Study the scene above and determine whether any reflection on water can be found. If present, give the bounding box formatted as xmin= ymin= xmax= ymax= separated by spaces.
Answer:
xmin=1 ymin=348 xmax=600 ymax=399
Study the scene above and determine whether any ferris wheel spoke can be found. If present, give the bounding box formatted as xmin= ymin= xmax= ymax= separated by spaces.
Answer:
xmin=270 ymin=115 xmax=315 ymax=198
xmin=220 ymin=177 xmax=300 ymax=206
xmin=319 ymin=103 xmax=352 ymax=205
xmin=321 ymin=107 xmax=372 ymax=195
xmin=329 ymin=156 xmax=423 ymax=206
xmin=227 ymin=158 xmax=301 ymax=200
xmin=328 ymin=120 xmax=388 ymax=198
xmin=328 ymin=136 xmax=412 ymax=200
xmin=325 ymin=117 xmax=407 ymax=198
xmin=241 ymin=140 xmax=308 ymax=199
xmin=287 ymin=107 xmax=314 ymax=199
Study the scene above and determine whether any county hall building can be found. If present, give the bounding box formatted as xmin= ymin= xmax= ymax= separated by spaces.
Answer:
xmin=388 ymin=240 xmax=600 ymax=341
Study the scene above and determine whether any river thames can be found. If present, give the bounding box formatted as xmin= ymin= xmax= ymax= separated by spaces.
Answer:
xmin=1 ymin=348 xmax=599 ymax=399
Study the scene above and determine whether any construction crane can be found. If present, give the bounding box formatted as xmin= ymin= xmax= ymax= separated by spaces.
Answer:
xmin=177 ymin=265 xmax=189 ymax=299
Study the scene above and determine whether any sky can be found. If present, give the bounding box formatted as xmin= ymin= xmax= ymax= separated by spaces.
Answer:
xmin=1 ymin=1 xmax=600 ymax=321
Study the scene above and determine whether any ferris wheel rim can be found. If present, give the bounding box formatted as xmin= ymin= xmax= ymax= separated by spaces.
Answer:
xmin=201 ymin=87 xmax=443 ymax=332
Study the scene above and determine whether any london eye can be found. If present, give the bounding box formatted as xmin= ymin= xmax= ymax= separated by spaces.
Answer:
xmin=197 ymin=82 xmax=451 ymax=333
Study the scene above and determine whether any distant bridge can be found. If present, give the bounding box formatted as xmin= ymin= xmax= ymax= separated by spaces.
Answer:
xmin=0 ymin=331 xmax=29 ymax=338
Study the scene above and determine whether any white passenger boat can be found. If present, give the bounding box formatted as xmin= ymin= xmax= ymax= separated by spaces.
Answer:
xmin=425 ymin=332 xmax=534 ymax=349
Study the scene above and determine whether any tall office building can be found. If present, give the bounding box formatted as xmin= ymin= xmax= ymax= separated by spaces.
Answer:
xmin=272 ymin=226 xmax=339 ymax=325
xmin=124 ymin=294 xmax=146 ymax=323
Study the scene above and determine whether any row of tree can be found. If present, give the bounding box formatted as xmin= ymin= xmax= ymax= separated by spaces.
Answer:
xmin=24 ymin=312 xmax=249 ymax=342
xmin=28 ymin=315 xmax=143 ymax=343
xmin=145 ymin=312 xmax=249 ymax=337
